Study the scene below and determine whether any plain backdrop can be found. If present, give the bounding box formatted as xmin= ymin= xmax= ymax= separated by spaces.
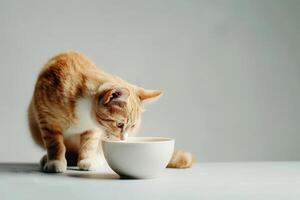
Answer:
xmin=0 ymin=0 xmax=299 ymax=162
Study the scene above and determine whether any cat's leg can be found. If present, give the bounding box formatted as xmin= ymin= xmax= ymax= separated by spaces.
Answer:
xmin=78 ymin=131 xmax=102 ymax=171
xmin=167 ymin=150 xmax=193 ymax=168
xmin=40 ymin=154 xmax=47 ymax=169
xmin=41 ymin=128 xmax=67 ymax=173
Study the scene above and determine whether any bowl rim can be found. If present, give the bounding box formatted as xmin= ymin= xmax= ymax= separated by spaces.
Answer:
xmin=101 ymin=136 xmax=174 ymax=144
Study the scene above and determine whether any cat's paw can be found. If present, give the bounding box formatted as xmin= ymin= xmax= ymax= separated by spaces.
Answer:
xmin=43 ymin=159 xmax=67 ymax=173
xmin=40 ymin=155 xmax=48 ymax=169
xmin=78 ymin=158 xmax=101 ymax=171
xmin=167 ymin=150 xmax=194 ymax=169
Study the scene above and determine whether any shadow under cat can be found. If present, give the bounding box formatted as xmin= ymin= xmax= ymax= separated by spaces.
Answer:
xmin=0 ymin=163 xmax=129 ymax=180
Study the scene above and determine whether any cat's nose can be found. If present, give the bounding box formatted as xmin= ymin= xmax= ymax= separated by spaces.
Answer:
xmin=120 ymin=131 xmax=128 ymax=140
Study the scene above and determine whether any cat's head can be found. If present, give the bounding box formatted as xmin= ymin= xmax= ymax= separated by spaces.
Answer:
xmin=92 ymin=83 xmax=162 ymax=139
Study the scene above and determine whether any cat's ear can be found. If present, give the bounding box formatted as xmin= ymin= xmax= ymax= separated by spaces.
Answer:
xmin=101 ymin=87 xmax=130 ymax=105
xmin=137 ymin=88 xmax=163 ymax=103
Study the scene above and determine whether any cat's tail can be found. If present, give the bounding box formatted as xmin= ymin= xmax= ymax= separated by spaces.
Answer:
xmin=167 ymin=150 xmax=194 ymax=168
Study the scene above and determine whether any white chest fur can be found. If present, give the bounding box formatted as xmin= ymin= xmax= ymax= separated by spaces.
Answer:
xmin=64 ymin=97 xmax=103 ymax=137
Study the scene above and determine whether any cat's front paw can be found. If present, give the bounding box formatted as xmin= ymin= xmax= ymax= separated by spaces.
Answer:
xmin=43 ymin=159 xmax=67 ymax=173
xmin=78 ymin=158 xmax=101 ymax=171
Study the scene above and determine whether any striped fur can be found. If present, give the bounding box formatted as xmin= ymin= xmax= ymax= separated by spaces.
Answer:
xmin=28 ymin=51 xmax=192 ymax=172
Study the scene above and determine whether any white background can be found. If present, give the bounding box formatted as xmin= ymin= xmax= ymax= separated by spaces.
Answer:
xmin=0 ymin=0 xmax=299 ymax=162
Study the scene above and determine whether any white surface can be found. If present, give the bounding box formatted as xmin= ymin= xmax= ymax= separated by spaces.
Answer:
xmin=1 ymin=0 xmax=300 ymax=162
xmin=102 ymin=137 xmax=174 ymax=178
xmin=1 ymin=162 xmax=299 ymax=200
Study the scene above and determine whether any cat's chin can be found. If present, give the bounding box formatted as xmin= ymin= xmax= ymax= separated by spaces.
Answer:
xmin=103 ymin=134 xmax=121 ymax=141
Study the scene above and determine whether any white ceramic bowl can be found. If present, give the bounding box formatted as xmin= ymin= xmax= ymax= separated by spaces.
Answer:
xmin=102 ymin=137 xmax=174 ymax=179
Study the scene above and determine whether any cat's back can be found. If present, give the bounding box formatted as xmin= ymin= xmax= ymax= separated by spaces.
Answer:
xmin=34 ymin=51 xmax=98 ymax=97
xmin=40 ymin=51 xmax=97 ymax=76
xmin=29 ymin=51 xmax=104 ymax=147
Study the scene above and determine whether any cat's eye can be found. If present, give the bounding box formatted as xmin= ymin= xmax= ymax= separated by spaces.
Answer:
xmin=116 ymin=122 xmax=124 ymax=129
xmin=131 ymin=124 xmax=136 ymax=128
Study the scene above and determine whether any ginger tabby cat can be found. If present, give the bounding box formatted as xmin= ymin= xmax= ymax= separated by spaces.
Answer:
xmin=28 ymin=51 xmax=193 ymax=173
